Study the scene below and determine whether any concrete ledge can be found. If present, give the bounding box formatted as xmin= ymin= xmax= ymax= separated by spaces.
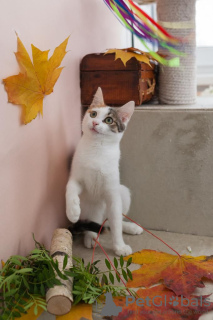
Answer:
xmin=120 ymin=106 xmax=213 ymax=237
xmin=136 ymin=97 xmax=213 ymax=110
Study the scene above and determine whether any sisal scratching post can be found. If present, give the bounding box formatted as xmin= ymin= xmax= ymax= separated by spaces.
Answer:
xmin=46 ymin=229 xmax=73 ymax=316
xmin=157 ymin=0 xmax=196 ymax=104
xmin=134 ymin=0 xmax=155 ymax=3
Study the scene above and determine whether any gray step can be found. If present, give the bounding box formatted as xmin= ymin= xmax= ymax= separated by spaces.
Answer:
xmin=120 ymin=105 xmax=213 ymax=237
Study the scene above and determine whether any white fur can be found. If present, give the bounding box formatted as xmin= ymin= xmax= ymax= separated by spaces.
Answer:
xmin=66 ymin=88 xmax=142 ymax=256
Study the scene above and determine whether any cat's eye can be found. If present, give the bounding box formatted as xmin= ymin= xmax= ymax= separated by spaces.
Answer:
xmin=90 ymin=111 xmax=97 ymax=118
xmin=104 ymin=117 xmax=113 ymax=124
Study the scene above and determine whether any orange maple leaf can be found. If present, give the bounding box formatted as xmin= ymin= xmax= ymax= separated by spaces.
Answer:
xmin=3 ymin=36 xmax=69 ymax=124
xmin=105 ymin=47 xmax=153 ymax=67
xmin=113 ymin=284 xmax=213 ymax=320
xmin=124 ymin=250 xmax=213 ymax=296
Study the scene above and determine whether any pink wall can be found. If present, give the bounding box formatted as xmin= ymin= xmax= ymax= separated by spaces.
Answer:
xmin=0 ymin=0 xmax=126 ymax=261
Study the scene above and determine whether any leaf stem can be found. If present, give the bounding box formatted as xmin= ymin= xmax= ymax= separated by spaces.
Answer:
xmin=122 ymin=214 xmax=181 ymax=257
xmin=90 ymin=219 xmax=108 ymax=269
xmin=97 ymin=267 xmax=124 ymax=276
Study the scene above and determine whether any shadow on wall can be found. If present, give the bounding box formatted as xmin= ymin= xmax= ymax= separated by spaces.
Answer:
xmin=32 ymin=112 xmax=74 ymax=247
xmin=2 ymin=110 xmax=75 ymax=260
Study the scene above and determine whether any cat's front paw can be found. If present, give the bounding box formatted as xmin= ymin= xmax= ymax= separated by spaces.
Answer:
xmin=123 ymin=222 xmax=143 ymax=235
xmin=114 ymin=244 xmax=132 ymax=257
xmin=66 ymin=196 xmax=81 ymax=223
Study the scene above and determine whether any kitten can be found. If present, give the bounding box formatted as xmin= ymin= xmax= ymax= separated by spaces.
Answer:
xmin=66 ymin=87 xmax=142 ymax=256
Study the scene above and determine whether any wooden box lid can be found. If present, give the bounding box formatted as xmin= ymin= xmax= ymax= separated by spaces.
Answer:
xmin=80 ymin=53 xmax=154 ymax=72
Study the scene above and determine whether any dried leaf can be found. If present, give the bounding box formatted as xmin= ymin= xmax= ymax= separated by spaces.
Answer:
xmin=124 ymin=250 xmax=213 ymax=296
xmin=3 ymin=36 xmax=69 ymax=124
xmin=56 ymin=303 xmax=93 ymax=320
xmin=105 ymin=47 xmax=152 ymax=67
xmin=113 ymin=284 xmax=213 ymax=320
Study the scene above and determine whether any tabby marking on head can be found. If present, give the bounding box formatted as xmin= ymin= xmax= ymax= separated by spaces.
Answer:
xmin=106 ymin=108 xmax=126 ymax=133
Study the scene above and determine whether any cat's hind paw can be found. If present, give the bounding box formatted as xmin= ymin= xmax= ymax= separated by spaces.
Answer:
xmin=66 ymin=196 xmax=81 ymax=223
xmin=84 ymin=231 xmax=97 ymax=249
xmin=114 ymin=244 xmax=132 ymax=257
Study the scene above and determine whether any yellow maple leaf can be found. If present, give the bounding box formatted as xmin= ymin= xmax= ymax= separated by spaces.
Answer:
xmin=3 ymin=36 xmax=69 ymax=124
xmin=56 ymin=303 xmax=93 ymax=320
xmin=105 ymin=47 xmax=152 ymax=67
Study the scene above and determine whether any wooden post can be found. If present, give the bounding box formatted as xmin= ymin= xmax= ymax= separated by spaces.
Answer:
xmin=46 ymin=228 xmax=73 ymax=316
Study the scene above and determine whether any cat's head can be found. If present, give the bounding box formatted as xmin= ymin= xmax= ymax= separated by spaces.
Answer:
xmin=82 ymin=87 xmax=135 ymax=139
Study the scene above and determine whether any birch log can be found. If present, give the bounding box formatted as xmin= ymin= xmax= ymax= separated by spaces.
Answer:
xmin=46 ymin=228 xmax=73 ymax=315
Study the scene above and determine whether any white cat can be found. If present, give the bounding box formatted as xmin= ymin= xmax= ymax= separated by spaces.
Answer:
xmin=66 ymin=87 xmax=142 ymax=256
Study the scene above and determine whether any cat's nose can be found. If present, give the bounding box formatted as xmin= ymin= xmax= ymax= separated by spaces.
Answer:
xmin=92 ymin=121 xmax=99 ymax=126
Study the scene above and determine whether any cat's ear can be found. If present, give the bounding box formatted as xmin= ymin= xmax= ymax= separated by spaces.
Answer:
xmin=90 ymin=87 xmax=105 ymax=108
xmin=117 ymin=101 xmax=135 ymax=123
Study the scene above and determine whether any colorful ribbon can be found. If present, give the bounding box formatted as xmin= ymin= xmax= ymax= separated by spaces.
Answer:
xmin=103 ymin=0 xmax=184 ymax=66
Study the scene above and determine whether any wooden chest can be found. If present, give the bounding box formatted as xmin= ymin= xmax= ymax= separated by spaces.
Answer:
xmin=80 ymin=53 xmax=156 ymax=107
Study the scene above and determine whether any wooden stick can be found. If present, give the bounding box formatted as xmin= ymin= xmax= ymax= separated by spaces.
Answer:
xmin=46 ymin=228 xmax=73 ymax=316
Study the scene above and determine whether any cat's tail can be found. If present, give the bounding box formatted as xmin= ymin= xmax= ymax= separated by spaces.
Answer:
xmin=68 ymin=220 xmax=107 ymax=236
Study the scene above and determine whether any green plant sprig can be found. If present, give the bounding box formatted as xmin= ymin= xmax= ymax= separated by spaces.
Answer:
xmin=69 ymin=256 xmax=136 ymax=305
xmin=0 ymin=238 xmax=62 ymax=319
xmin=0 ymin=236 xmax=135 ymax=320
